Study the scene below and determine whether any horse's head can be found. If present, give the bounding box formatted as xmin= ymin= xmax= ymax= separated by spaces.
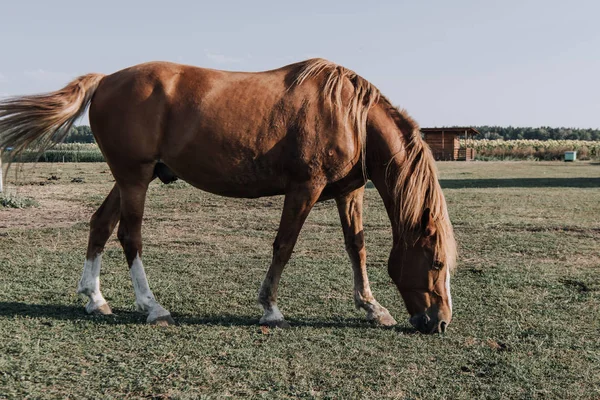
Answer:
xmin=364 ymin=97 xmax=457 ymax=333
xmin=388 ymin=208 xmax=454 ymax=334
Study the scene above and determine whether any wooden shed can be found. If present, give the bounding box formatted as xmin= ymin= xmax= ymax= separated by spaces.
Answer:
xmin=421 ymin=127 xmax=480 ymax=161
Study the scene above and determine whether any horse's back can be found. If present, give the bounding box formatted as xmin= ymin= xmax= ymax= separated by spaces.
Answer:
xmin=89 ymin=61 xmax=225 ymax=143
xmin=90 ymin=61 xmax=290 ymax=154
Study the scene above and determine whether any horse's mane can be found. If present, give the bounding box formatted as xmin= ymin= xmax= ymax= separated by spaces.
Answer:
xmin=293 ymin=58 xmax=380 ymax=177
xmin=381 ymin=100 xmax=457 ymax=271
xmin=292 ymin=59 xmax=456 ymax=270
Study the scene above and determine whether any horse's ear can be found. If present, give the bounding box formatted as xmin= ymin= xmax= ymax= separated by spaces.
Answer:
xmin=421 ymin=208 xmax=436 ymax=237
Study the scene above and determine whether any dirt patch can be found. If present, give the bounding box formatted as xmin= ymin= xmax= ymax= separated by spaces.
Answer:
xmin=0 ymin=185 xmax=97 ymax=230
xmin=1 ymin=163 xmax=116 ymax=230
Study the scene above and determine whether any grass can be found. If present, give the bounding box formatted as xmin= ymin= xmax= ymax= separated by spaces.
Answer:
xmin=11 ymin=143 xmax=105 ymax=163
xmin=0 ymin=161 xmax=599 ymax=399
xmin=0 ymin=192 xmax=39 ymax=209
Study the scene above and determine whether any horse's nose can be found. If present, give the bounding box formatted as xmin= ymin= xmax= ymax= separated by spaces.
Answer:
xmin=438 ymin=320 xmax=448 ymax=334
xmin=410 ymin=313 xmax=450 ymax=334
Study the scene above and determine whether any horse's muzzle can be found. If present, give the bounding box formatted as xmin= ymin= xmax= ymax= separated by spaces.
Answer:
xmin=409 ymin=313 xmax=449 ymax=334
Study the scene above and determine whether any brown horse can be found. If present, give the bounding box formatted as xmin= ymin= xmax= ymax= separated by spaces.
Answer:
xmin=0 ymin=59 xmax=456 ymax=333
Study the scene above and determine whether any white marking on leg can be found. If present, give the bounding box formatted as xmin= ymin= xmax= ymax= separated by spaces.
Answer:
xmin=260 ymin=304 xmax=284 ymax=323
xmin=130 ymin=253 xmax=171 ymax=321
xmin=258 ymin=276 xmax=286 ymax=323
xmin=446 ymin=267 xmax=453 ymax=313
xmin=77 ymin=254 xmax=109 ymax=313
xmin=353 ymin=285 xmax=396 ymax=325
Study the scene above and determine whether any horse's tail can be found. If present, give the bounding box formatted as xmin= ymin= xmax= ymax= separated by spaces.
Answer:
xmin=0 ymin=73 xmax=106 ymax=163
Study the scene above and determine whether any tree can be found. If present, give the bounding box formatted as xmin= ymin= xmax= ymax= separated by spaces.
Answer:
xmin=65 ymin=125 xmax=95 ymax=143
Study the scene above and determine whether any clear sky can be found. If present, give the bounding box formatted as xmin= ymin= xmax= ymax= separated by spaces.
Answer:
xmin=0 ymin=0 xmax=598 ymax=128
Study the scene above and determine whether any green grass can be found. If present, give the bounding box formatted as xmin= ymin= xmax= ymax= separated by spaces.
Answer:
xmin=466 ymin=139 xmax=600 ymax=161
xmin=14 ymin=143 xmax=104 ymax=163
xmin=0 ymin=161 xmax=599 ymax=399
xmin=0 ymin=192 xmax=39 ymax=209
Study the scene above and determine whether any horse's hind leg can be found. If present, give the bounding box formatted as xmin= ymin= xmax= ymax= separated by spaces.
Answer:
xmin=258 ymin=182 xmax=325 ymax=328
xmin=116 ymin=169 xmax=174 ymax=325
xmin=335 ymin=187 xmax=396 ymax=326
xmin=77 ymin=184 xmax=121 ymax=315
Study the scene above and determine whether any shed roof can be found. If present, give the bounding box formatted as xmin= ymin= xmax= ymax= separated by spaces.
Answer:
xmin=421 ymin=127 xmax=480 ymax=135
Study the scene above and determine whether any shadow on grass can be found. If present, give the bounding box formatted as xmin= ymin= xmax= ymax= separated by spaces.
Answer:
xmin=0 ymin=302 xmax=415 ymax=332
xmin=440 ymin=177 xmax=600 ymax=189
xmin=0 ymin=302 xmax=142 ymax=323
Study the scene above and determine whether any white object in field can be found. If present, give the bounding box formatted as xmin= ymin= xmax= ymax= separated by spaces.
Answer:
xmin=564 ymin=151 xmax=577 ymax=162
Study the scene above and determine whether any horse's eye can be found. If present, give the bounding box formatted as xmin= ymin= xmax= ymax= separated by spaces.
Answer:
xmin=432 ymin=261 xmax=444 ymax=270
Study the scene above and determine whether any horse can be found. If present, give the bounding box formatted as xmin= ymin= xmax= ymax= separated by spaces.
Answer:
xmin=0 ymin=59 xmax=456 ymax=334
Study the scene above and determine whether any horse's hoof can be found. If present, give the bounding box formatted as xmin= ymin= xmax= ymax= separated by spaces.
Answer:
xmin=86 ymin=302 xmax=113 ymax=315
xmin=93 ymin=303 xmax=113 ymax=315
xmin=261 ymin=319 xmax=290 ymax=329
xmin=370 ymin=312 xmax=397 ymax=327
xmin=149 ymin=314 xmax=176 ymax=326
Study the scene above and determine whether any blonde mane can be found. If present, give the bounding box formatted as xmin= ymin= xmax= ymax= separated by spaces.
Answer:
xmin=383 ymin=102 xmax=457 ymax=271
xmin=293 ymin=59 xmax=380 ymax=178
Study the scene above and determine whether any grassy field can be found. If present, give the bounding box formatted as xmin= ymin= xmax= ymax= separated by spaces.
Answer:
xmin=0 ymin=161 xmax=599 ymax=399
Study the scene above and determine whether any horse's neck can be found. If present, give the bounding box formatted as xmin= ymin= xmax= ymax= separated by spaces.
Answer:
xmin=366 ymin=104 xmax=407 ymax=242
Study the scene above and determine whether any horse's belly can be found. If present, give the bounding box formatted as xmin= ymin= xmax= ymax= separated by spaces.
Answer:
xmin=180 ymin=172 xmax=286 ymax=198
xmin=162 ymin=151 xmax=287 ymax=198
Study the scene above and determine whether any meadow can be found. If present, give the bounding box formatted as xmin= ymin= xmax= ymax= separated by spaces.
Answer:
xmin=0 ymin=161 xmax=599 ymax=399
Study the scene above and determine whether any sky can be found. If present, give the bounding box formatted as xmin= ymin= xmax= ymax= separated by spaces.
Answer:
xmin=0 ymin=0 xmax=598 ymax=128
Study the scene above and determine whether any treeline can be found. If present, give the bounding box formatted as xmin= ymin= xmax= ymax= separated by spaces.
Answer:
xmin=474 ymin=126 xmax=600 ymax=141
xmin=65 ymin=126 xmax=95 ymax=143
xmin=65 ymin=125 xmax=600 ymax=142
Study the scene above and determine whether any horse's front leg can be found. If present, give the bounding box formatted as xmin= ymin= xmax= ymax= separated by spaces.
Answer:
xmin=335 ymin=187 xmax=397 ymax=326
xmin=258 ymin=181 xmax=324 ymax=328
